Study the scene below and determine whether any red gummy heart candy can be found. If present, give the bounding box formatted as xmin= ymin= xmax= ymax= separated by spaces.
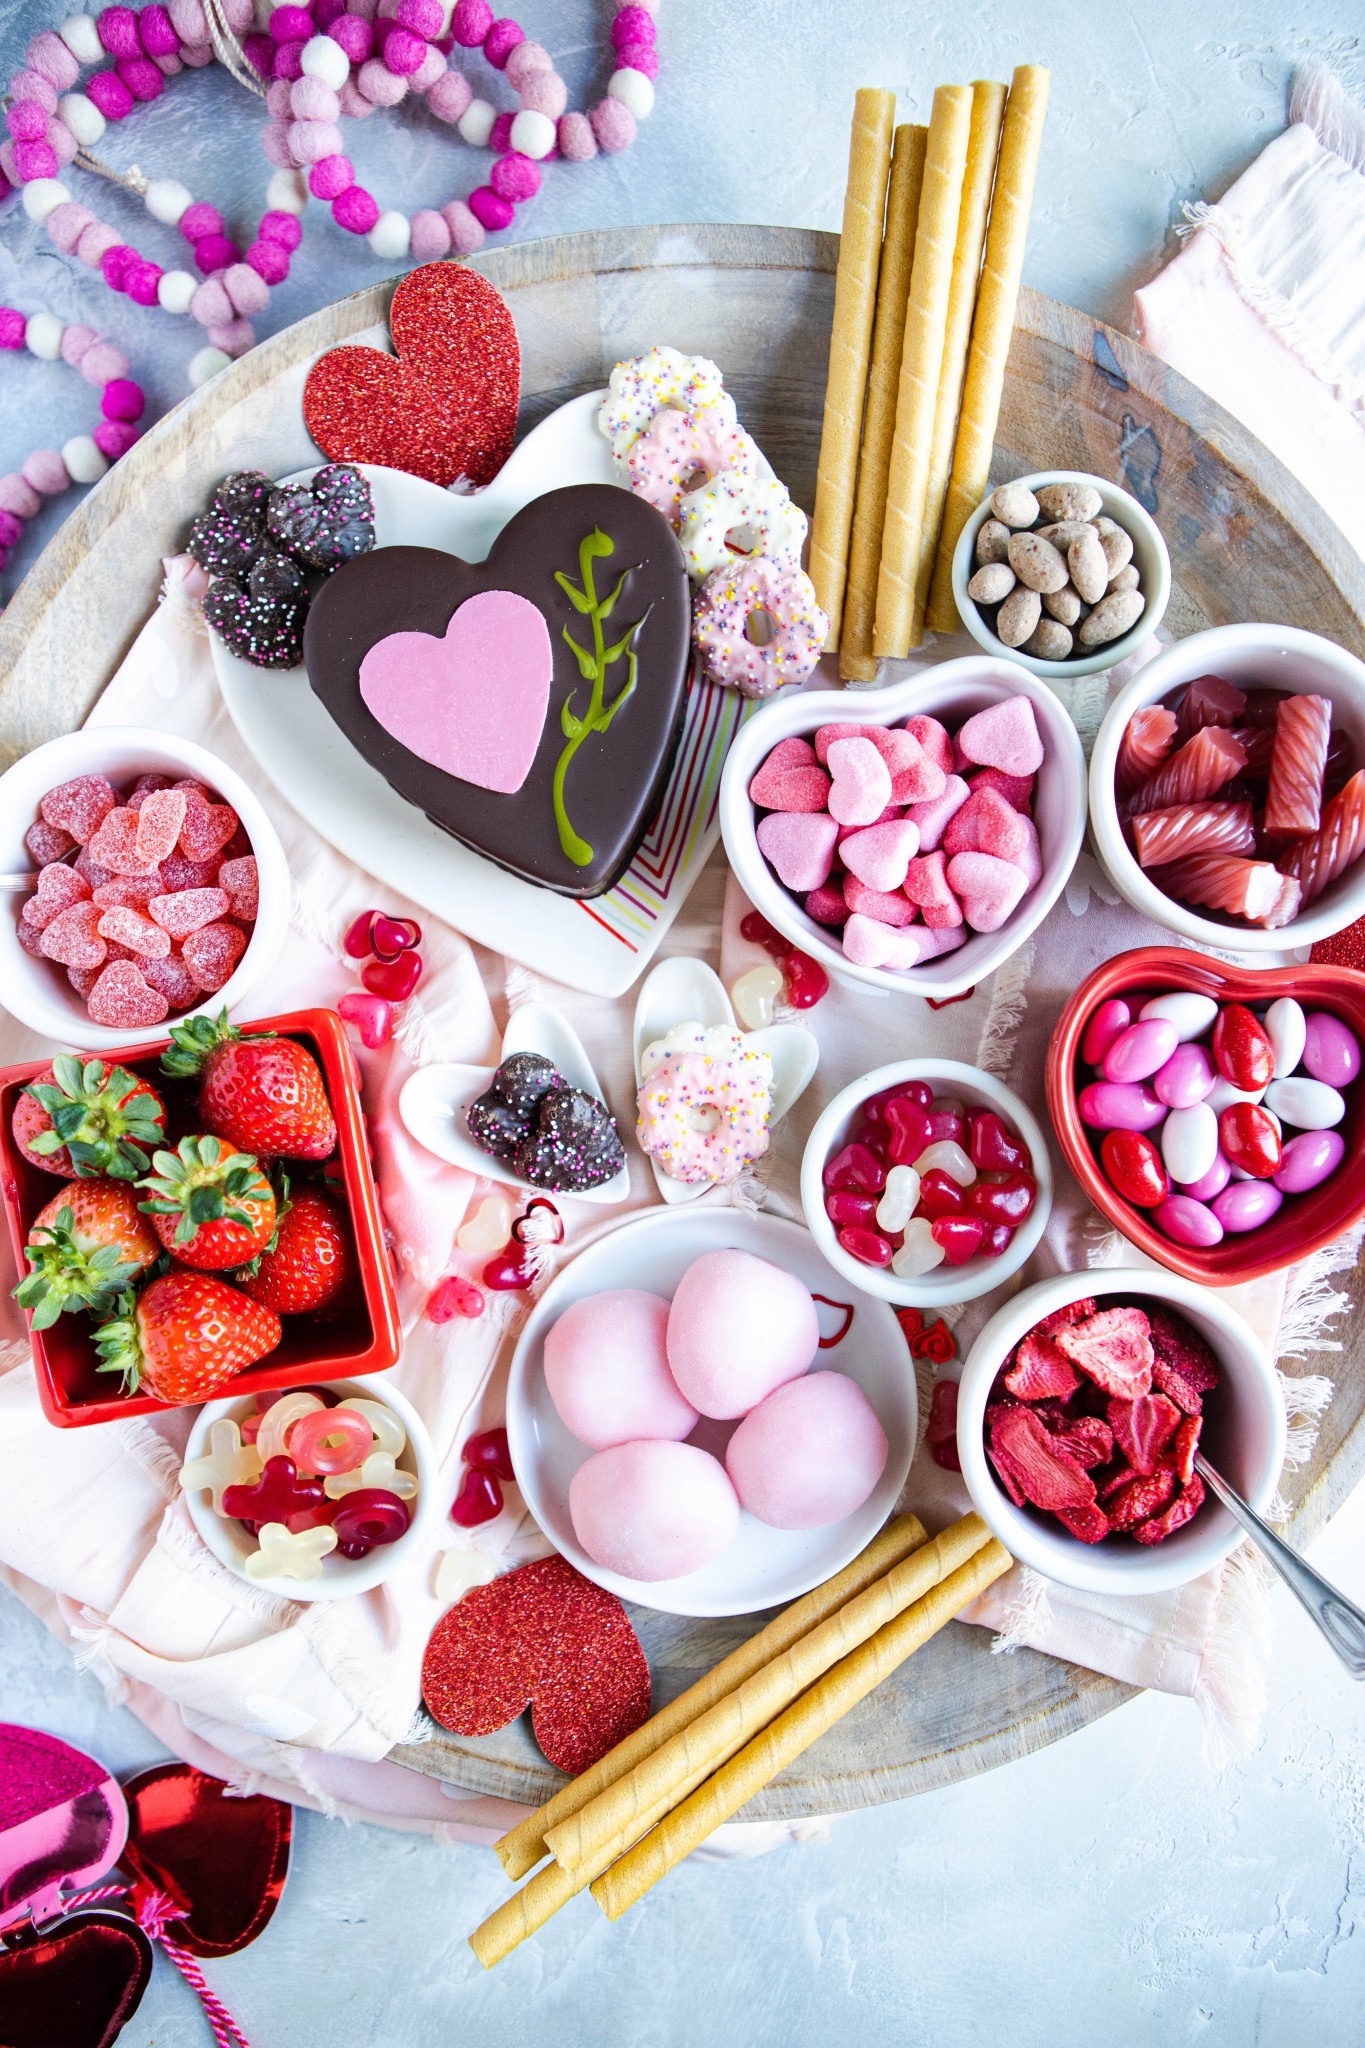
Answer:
xmin=739 ymin=909 xmax=793 ymax=959
xmin=968 ymin=1109 xmax=1029 ymax=1173
xmin=370 ymin=914 xmax=422 ymax=963
xmin=923 ymin=1109 xmax=965 ymax=1146
xmin=825 ymin=1189 xmax=877 ymax=1229
xmin=1100 ymin=1129 xmax=1169 ymax=1207
xmin=978 ymin=1221 xmax=1014 ymax=1257
xmin=968 ymin=1170 xmax=1037 ymax=1225
xmin=450 ymin=1466 xmax=503 ymax=1527
xmin=822 ymin=1141 xmax=886 ymax=1195
xmin=463 ymin=1426 xmax=513 ymax=1479
xmin=837 ymin=1225 xmax=891 ymax=1268
xmin=343 ymin=909 xmax=379 ymax=958
xmin=362 ymin=950 xmax=423 ymax=1002
xmin=1218 ymin=1101 xmax=1281 ymax=1179
xmin=482 ymin=1246 xmax=536 ymax=1290
xmin=783 ymin=949 xmax=829 ymax=1009
xmin=1211 ymin=1003 xmax=1274 ymax=1090
xmin=884 ymin=1098 xmax=934 ymax=1166
xmin=930 ymin=1215 xmax=985 ymax=1264
xmin=917 ymin=1168 xmax=966 ymax=1219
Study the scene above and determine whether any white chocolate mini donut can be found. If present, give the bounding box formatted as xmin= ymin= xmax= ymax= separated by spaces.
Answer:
xmin=597 ymin=346 xmax=732 ymax=461
xmin=677 ymin=469 xmax=808 ymax=584
xmin=693 ymin=557 xmax=828 ymax=698
xmin=636 ymin=1026 xmax=773 ymax=1185
xmin=626 ymin=408 xmax=759 ymax=526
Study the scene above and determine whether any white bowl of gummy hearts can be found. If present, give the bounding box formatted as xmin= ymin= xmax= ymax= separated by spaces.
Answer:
xmin=718 ymin=659 xmax=1086 ymax=999
xmin=505 ymin=1208 xmax=918 ymax=1617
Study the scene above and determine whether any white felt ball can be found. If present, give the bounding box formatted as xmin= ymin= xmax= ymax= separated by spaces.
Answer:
xmin=61 ymin=434 xmax=108 ymax=485
xmin=457 ymin=97 xmax=496 ymax=147
xmin=608 ymin=67 xmax=655 ymax=119
xmin=510 ymin=109 xmax=555 ymax=160
xmin=21 ymin=179 xmax=71 ymax=225
xmin=57 ymin=93 xmax=105 ymax=146
xmin=59 ymin=14 xmax=105 ymax=63
xmin=265 ymin=167 xmax=309 ymax=216
xmin=301 ymin=33 xmax=350 ymax=90
xmin=25 ymin=314 xmax=65 ymax=361
xmin=367 ymin=209 xmax=411 ymax=261
xmin=158 ymin=268 xmax=198 ymax=314
xmin=145 ymin=177 xmax=192 ymax=226
xmin=189 ymin=345 xmax=232 ymax=388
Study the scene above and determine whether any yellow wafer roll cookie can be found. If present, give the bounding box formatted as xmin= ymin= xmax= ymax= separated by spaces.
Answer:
xmin=872 ymin=83 xmax=974 ymax=657
xmin=909 ymin=79 xmax=1007 ymax=646
xmin=550 ymin=1515 xmax=991 ymax=1876
xmin=592 ymin=1534 xmax=1013 ymax=1921
xmin=493 ymin=1512 xmax=928 ymax=1881
xmin=808 ymin=87 xmax=896 ymax=647
xmin=837 ymin=122 xmax=928 ymax=683
xmin=925 ymin=64 xmax=1051 ymax=635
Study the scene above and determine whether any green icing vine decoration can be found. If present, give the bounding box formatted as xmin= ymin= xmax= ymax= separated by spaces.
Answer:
xmin=553 ymin=528 xmax=648 ymax=868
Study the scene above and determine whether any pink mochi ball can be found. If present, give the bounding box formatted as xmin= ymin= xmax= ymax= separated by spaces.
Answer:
xmin=666 ymin=1249 xmax=820 ymax=1419
xmin=569 ymin=1440 xmax=739 ymax=1581
xmin=725 ymin=1372 xmax=889 ymax=1529
xmin=543 ymin=1290 xmax=698 ymax=1449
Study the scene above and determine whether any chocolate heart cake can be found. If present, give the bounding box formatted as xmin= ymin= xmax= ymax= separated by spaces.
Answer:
xmin=303 ymin=483 xmax=692 ymax=898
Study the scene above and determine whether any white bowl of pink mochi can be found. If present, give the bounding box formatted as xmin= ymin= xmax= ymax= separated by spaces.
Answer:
xmin=505 ymin=1208 xmax=918 ymax=1617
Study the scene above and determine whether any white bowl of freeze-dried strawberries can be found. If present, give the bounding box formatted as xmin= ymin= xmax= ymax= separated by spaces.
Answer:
xmin=952 ymin=1269 xmax=1285 ymax=1594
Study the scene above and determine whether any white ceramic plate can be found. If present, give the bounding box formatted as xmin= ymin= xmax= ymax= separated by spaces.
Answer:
xmin=211 ymin=393 xmax=755 ymax=997
xmin=505 ymin=1207 xmax=917 ymax=1618
xmin=631 ymin=955 xmax=819 ymax=1204
xmin=398 ymin=999 xmax=630 ymax=1206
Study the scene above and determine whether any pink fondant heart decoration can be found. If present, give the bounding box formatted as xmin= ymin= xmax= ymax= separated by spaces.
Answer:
xmin=1015 ymin=816 xmax=1043 ymax=886
xmin=839 ymin=818 xmax=921 ymax=893
xmin=842 ymin=912 xmax=921 ymax=969
xmin=358 ymin=590 xmax=553 ymax=796
xmin=826 ymin=737 xmax=892 ymax=826
xmin=946 ymin=851 xmax=1029 ymax=931
xmin=754 ymin=811 xmax=839 ymax=891
xmin=903 ymin=850 xmax=965 ymax=928
xmin=957 ymin=696 xmax=1045 ymax=776
xmin=805 ymin=880 xmax=849 ymax=925
xmin=904 ymin=714 xmax=954 ymax=778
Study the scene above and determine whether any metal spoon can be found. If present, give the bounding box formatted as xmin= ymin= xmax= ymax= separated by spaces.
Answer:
xmin=1196 ymin=1453 xmax=1365 ymax=1678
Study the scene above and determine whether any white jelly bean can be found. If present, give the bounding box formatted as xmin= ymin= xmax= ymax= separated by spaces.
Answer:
xmin=1161 ymin=1100 xmax=1218 ymax=1186
xmin=731 ymin=962 xmax=783 ymax=1029
xmin=876 ymin=1166 xmax=920 ymax=1233
xmin=1140 ymin=991 xmax=1219 ymax=1042
xmin=1263 ymin=1077 xmax=1345 ymax=1131
xmin=1264 ymin=997 xmax=1306 ymax=1080
xmin=913 ymin=1140 xmax=976 ymax=1186
xmin=892 ymin=1218 xmax=946 ymax=1277
xmin=1206 ymin=1076 xmax=1266 ymax=1116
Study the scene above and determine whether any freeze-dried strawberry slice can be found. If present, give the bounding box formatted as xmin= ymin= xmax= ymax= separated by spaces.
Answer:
xmin=1132 ymin=1473 xmax=1206 ymax=1544
xmin=1170 ymin=1413 xmax=1202 ymax=1485
xmin=1053 ymin=1308 xmax=1154 ymax=1399
xmin=1100 ymin=1463 xmax=1139 ymax=1500
xmin=989 ymin=1405 xmax=1097 ymax=1511
xmin=1056 ymin=1502 xmax=1110 ymax=1544
xmin=1049 ymin=1414 xmax=1114 ymax=1469
xmin=984 ymin=1404 xmax=1027 ymax=1505
xmin=1035 ymin=1298 xmax=1098 ymax=1336
xmin=1105 ymin=1468 xmax=1178 ymax=1533
xmin=925 ymin=1378 xmax=960 ymax=1472
xmin=1148 ymin=1307 xmax=1221 ymax=1391
xmin=1005 ymin=1329 xmax=1081 ymax=1402
xmin=1107 ymin=1392 xmax=1182 ymax=1477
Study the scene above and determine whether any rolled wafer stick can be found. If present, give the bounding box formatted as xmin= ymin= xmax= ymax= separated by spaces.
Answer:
xmin=838 ymin=123 xmax=928 ymax=683
xmin=909 ymin=78 xmax=1008 ymax=648
xmin=548 ymin=1513 xmax=989 ymax=1876
xmin=925 ymin=65 xmax=1051 ymax=635
xmin=872 ymin=84 xmax=974 ymax=658
xmin=494 ymin=1512 xmax=929 ymax=1881
xmin=592 ymin=1534 xmax=1013 ymax=1921
xmin=808 ymin=87 xmax=896 ymax=647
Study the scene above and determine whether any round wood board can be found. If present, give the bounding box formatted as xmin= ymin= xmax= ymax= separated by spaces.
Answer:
xmin=3 ymin=225 xmax=1363 ymax=1818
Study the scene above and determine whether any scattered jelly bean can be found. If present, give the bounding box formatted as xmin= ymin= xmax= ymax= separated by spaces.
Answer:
xmin=1274 ymin=1129 xmax=1347 ymax=1194
xmin=1263 ymin=1076 xmax=1346 ymax=1131
xmin=1080 ymin=997 xmax=1131 ymax=1066
xmin=913 ymin=1139 xmax=976 ymax=1187
xmin=462 ymin=1427 xmax=513 ymax=1479
xmin=1161 ymin=1101 xmax=1219 ymax=1187
xmin=885 ymin=1099 xmax=935 ymax=1166
xmin=337 ymin=990 xmax=394 ymax=1049
xmin=1264 ymin=997 xmax=1307 ymax=1080
xmin=426 ymin=1275 xmax=486 ymax=1320
xmin=823 ymin=1141 xmax=887 ymax=1195
xmin=739 ymin=909 xmax=793 ymax=959
xmin=825 ymin=1190 xmax=878 ymax=1230
xmin=1100 ymin=1129 xmax=1169 ymax=1207
xmin=892 ymin=1218 xmax=946 ymax=1277
xmin=482 ymin=1246 xmax=537 ymax=1290
xmin=1138 ymin=991 xmax=1218 ymax=1042
xmin=369 ymin=914 xmax=422 ymax=962
xmin=1302 ymin=1012 xmax=1362 ymax=1088
xmin=1212 ymin=1003 xmax=1274 ymax=1090
xmin=1153 ymin=1041 xmax=1215 ymax=1110
xmin=968 ymin=1110 xmax=1028 ymax=1173
xmin=916 ymin=1168 xmax=967 ymax=1220
xmin=1103 ymin=1018 xmax=1179 ymax=1085
xmin=1211 ymin=1181 xmax=1283 ymax=1233
xmin=875 ymin=1165 xmax=920 ymax=1233
xmin=930 ymin=1215 xmax=986 ymax=1264
xmin=968 ymin=1171 xmax=1037 ymax=1225
xmin=1078 ymin=1081 xmax=1165 ymax=1133
xmin=731 ymin=961 xmax=784 ymax=1028
xmin=838 ymin=1224 xmax=892 ymax=1268
xmin=1218 ymin=1101 xmax=1282 ymax=1179
xmin=1176 ymin=1150 xmax=1232 ymax=1203
xmin=456 ymin=1195 xmax=514 ymax=1255
xmin=1151 ymin=1193 xmax=1224 ymax=1247
xmin=783 ymin=949 xmax=830 ymax=1009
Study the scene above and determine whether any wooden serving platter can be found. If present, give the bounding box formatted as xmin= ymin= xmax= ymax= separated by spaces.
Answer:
xmin=3 ymin=224 xmax=1363 ymax=1817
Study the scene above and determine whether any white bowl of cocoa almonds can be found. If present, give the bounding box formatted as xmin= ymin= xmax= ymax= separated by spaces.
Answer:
xmin=950 ymin=470 xmax=1171 ymax=679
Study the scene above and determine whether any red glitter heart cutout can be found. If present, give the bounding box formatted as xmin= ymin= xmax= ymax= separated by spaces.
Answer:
xmin=1310 ymin=916 xmax=1365 ymax=970
xmin=421 ymin=1556 xmax=651 ymax=1775
xmin=302 ymin=263 xmax=519 ymax=489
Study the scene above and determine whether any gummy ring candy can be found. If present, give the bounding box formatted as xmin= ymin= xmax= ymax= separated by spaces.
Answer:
xmin=256 ymin=1392 xmax=325 ymax=1464
xmin=344 ymin=1398 xmax=407 ymax=1461
xmin=332 ymin=1488 xmax=411 ymax=1554
xmin=288 ymin=1407 xmax=373 ymax=1477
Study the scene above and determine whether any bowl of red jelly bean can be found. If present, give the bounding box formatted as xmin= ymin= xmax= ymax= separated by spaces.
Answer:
xmin=801 ymin=1058 xmax=1052 ymax=1307
xmin=1048 ymin=946 xmax=1365 ymax=1286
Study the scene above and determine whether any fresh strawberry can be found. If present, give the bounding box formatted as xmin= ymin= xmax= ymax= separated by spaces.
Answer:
xmin=138 ymin=1135 xmax=277 ymax=1270
xmin=240 ymin=1184 xmax=354 ymax=1315
xmin=12 ymin=1054 xmax=166 ymax=1181
xmin=95 ymin=1272 xmax=281 ymax=1405
xmin=14 ymin=1180 xmax=160 ymax=1330
xmin=162 ymin=1010 xmax=337 ymax=1160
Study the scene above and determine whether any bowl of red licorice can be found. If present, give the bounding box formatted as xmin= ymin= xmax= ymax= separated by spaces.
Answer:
xmin=1089 ymin=624 xmax=1365 ymax=950
xmin=1047 ymin=946 xmax=1365 ymax=1284
xmin=954 ymin=1269 xmax=1284 ymax=1595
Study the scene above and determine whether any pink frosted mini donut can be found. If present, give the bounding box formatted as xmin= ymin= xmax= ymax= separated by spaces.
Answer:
xmin=636 ymin=1033 xmax=773 ymax=1184
xmin=626 ymin=407 xmax=758 ymax=525
xmin=694 ymin=557 xmax=829 ymax=698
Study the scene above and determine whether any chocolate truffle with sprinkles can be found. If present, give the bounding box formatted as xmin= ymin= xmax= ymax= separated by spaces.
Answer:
xmin=188 ymin=470 xmax=273 ymax=578
xmin=466 ymin=1054 xmax=624 ymax=1192
xmin=202 ymin=551 xmax=307 ymax=669
xmin=267 ymin=463 xmax=376 ymax=571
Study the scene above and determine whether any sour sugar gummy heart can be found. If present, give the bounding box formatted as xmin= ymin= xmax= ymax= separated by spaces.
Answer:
xmin=41 ymin=773 xmax=116 ymax=844
xmin=86 ymin=959 xmax=170 ymax=1028
xmin=182 ymin=920 xmax=249 ymax=992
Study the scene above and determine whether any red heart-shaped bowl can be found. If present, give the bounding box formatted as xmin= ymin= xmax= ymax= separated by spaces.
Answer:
xmin=1046 ymin=946 xmax=1365 ymax=1284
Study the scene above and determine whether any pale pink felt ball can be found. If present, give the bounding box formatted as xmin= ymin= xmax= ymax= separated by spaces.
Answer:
xmin=666 ymin=1249 xmax=819 ymax=1420
xmin=426 ymin=68 xmax=472 ymax=122
xmin=545 ymin=1290 xmax=698 ymax=1450
xmin=442 ymin=199 xmax=484 ymax=253
xmin=408 ymin=208 xmax=452 ymax=261
xmin=569 ymin=1440 xmax=739 ymax=1582
xmin=725 ymin=1373 xmax=889 ymax=1530
xmin=557 ymin=111 xmax=596 ymax=161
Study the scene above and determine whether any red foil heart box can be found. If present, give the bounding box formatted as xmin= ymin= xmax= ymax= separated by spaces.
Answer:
xmin=0 ymin=1909 xmax=153 ymax=2048
xmin=120 ymin=1764 xmax=291 ymax=1958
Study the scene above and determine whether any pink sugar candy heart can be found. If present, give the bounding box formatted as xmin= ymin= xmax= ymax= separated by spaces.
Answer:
xmin=946 ymin=851 xmax=1030 ymax=932
xmin=915 ymin=924 xmax=967 ymax=960
xmin=839 ymin=818 xmax=921 ymax=893
xmin=881 ymin=728 xmax=946 ymax=804
xmin=68 ymin=962 xmax=103 ymax=998
xmin=133 ymin=787 xmax=188 ymax=864
xmin=805 ymin=881 xmax=848 ymax=925
xmin=843 ymin=874 xmax=918 ymax=926
xmin=903 ymin=850 xmax=964 ymax=928
xmin=904 ymin=715 xmax=953 ymax=777
xmin=748 ymin=736 xmax=831 ymax=814
xmin=41 ymin=773 xmax=116 ymax=844
xmin=904 ymin=774 xmax=970 ymax=853
xmin=943 ymin=785 xmax=1029 ymax=862
xmin=22 ymin=862 xmax=90 ymax=931
xmin=148 ymin=886 xmax=231 ymax=938
xmin=1014 ymin=816 xmax=1042 ymax=887
xmin=755 ymin=810 xmax=839 ymax=892
xmin=837 ymin=802 xmax=902 ymax=845
xmin=96 ymin=905 xmax=172 ymax=959
xmin=86 ymin=958 xmax=169 ymax=1027
xmin=126 ymin=772 xmax=173 ymax=809
xmin=182 ymin=920 xmax=248 ymax=992
xmin=968 ymin=765 xmax=1034 ymax=812
xmin=826 ymin=737 xmax=892 ymax=826
xmin=957 ymin=696 xmax=1044 ymax=776
xmin=39 ymin=899 xmax=106 ymax=967
xmin=217 ymin=855 xmax=258 ymax=921
xmin=87 ymin=806 xmax=158 ymax=876
xmin=179 ymin=794 xmax=240 ymax=862
xmin=843 ymin=913 xmax=922 ymax=970
xmin=92 ymin=874 xmax=161 ymax=911
xmin=813 ymin=722 xmax=882 ymax=765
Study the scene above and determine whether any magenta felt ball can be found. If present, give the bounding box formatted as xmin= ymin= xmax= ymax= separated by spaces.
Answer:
xmin=489 ymin=110 xmax=514 ymax=152
xmin=0 ymin=511 xmax=20 ymax=547
xmin=98 ymin=6 xmax=142 ymax=58
xmin=382 ymin=26 xmax=426 ymax=73
xmin=7 ymin=102 xmax=48 ymax=144
xmin=94 ymin=420 xmax=139 ymax=460
xmin=309 ymin=154 xmax=354 ymax=199
xmin=86 ymin=71 xmax=134 ymax=119
xmin=328 ymin=13 xmax=373 ymax=60
xmin=13 ymin=140 xmax=59 ymax=182
xmin=180 ymin=202 xmax=222 ymax=242
xmin=194 ymin=233 xmax=240 ymax=274
xmin=270 ymin=5 xmax=313 ymax=41
xmin=612 ymin=5 xmax=655 ymax=48
xmin=272 ymin=41 xmax=305 ymax=81
xmin=25 ymin=31 xmax=81 ymax=90
xmin=426 ymin=68 xmax=471 ymax=121
xmin=483 ymin=17 xmax=524 ymax=67
xmin=23 ymin=449 xmax=69 ymax=496
xmin=450 ymin=0 xmax=492 ymax=46
xmin=101 ymin=378 xmax=146 ymax=423
xmin=441 ymin=198 xmax=484 ymax=253
xmin=314 ymin=0 xmax=345 ymax=26
xmin=408 ymin=208 xmax=451 ymax=261
xmin=117 ymin=57 xmax=164 ymax=100
xmin=246 ymin=238 xmax=289 ymax=284
xmin=332 ymin=184 xmax=380 ymax=233
xmin=100 ymin=245 xmax=135 ymax=290
xmin=242 ymin=32 xmax=273 ymax=75
xmin=557 ymin=110 xmax=596 ymax=161
xmin=125 ymin=261 xmax=162 ymax=306
xmin=397 ymin=0 xmax=443 ymax=31
xmin=259 ymin=209 xmax=302 ymax=251
xmin=468 ymin=184 xmax=514 ymax=232
xmin=616 ymin=42 xmax=658 ymax=78
xmin=141 ymin=5 xmax=180 ymax=57
xmin=590 ymin=97 xmax=636 ymax=152
xmin=0 ymin=309 xmax=26 ymax=349
xmin=490 ymin=150 xmax=539 ymax=202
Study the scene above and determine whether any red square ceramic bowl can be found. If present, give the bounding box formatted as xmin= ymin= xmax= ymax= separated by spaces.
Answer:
xmin=0 ymin=1008 xmax=402 ymax=1427
xmin=1045 ymin=947 xmax=1365 ymax=1285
